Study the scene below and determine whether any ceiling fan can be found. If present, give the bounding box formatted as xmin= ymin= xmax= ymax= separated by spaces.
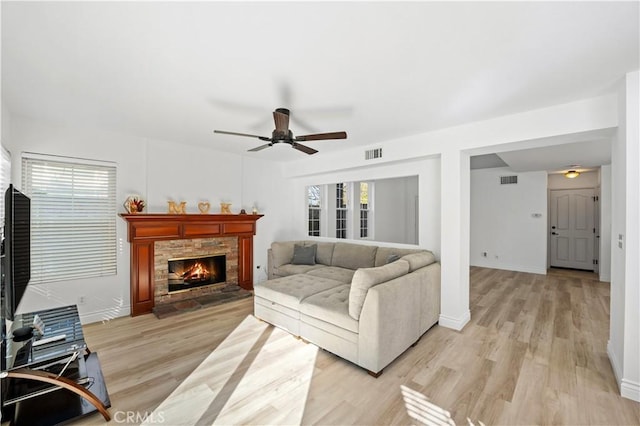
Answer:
xmin=214 ymin=108 xmax=347 ymax=155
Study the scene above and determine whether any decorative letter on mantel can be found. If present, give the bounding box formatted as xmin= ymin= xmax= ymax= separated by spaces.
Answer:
xmin=120 ymin=213 xmax=263 ymax=316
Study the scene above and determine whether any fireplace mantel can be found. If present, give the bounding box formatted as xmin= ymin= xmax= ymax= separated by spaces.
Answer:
xmin=120 ymin=213 xmax=263 ymax=316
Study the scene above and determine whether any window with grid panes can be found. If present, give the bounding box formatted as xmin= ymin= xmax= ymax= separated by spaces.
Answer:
xmin=335 ymin=182 xmax=348 ymax=239
xmin=359 ymin=182 xmax=370 ymax=238
xmin=307 ymin=185 xmax=321 ymax=236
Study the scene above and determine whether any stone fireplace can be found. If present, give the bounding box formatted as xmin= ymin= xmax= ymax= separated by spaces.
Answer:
xmin=154 ymin=237 xmax=237 ymax=305
xmin=120 ymin=213 xmax=263 ymax=316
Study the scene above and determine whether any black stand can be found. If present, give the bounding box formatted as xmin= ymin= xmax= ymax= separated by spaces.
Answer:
xmin=1 ymin=305 xmax=111 ymax=424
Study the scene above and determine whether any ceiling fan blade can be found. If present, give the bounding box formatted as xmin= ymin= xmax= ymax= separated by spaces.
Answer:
xmin=292 ymin=142 xmax=318 ymax=155
xmin=248 ymin=143 xmax=273 ymax=152
xmin=295 ymin=131 xmax=347 ymax=142
xmin=214 ymin=130 xmax=269 ymax=140
xmin=273 ymin=108 xmax=290 ymax=133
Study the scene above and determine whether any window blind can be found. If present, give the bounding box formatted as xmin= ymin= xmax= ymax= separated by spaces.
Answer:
xmin=22 ymin=155 xmax=117 ymax=284
xmin=1 ymin=147 xmax=11 ymax=228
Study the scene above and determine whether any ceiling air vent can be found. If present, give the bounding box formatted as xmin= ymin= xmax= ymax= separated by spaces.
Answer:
xmin=500 ymin=175 xmax=518 ymax=185
xmin=365 ymin=148 xmax=383 ymax=160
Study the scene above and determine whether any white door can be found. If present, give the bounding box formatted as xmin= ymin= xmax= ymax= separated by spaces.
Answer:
xmin=549 ymin=188 xmax=595 ymax=270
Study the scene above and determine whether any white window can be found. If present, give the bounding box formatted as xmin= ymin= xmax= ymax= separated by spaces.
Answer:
xmin=335 ymin=182 xmax=348 ymax=239
xmin=359 ymin=182 xmax=372 ymax=239
xmin=307 ymin=185 xmax=321 ymax=237
xmin=22 ymin=154 xmax=117 ymax=284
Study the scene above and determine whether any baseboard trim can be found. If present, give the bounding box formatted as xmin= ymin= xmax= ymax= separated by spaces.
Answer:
xmin=469 ymin=262 xmax=546 ymax=275
xmin=607 ymin=340 xmax=640 ymax=402
xmin=439 ymin=310 xmax=470 ymax=331
xmin=621 ymin=379 xmax=640 ymax=402
xmin=80 ymin=306 xmax=130 ymax=325
xmin=607 ymin=340 xmax=622 ymax=384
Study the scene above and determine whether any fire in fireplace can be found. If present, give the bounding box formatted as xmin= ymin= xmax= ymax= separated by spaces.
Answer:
xmin=168 ymin=255 xmax=226 ymax=293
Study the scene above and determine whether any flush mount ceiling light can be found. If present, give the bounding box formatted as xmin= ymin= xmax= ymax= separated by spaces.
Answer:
xmin=564 ymin=170 xmax=580 ymax=179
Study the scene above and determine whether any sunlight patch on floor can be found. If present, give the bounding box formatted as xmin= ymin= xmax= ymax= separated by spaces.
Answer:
xmin=142 ymin=315 xmax=318 ymax=425
xmin=401 ymin=385 xmax=485 ymax=426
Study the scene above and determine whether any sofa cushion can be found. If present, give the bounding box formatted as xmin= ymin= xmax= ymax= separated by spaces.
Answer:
xmin=254 ymin=274 xmax=343 ymax=311
xmin=271 ymin=241 xmax=304 ymax=268
xmin=374 ymin=247 xmax=422 ymax=267
xmin=349 ymin=259 xmax=410 ymax=320
xmin=274 ymin=263 xmax=325 ymax=277
xmin=331 ymin=242 xmax=377 ymax=270
xmin=401 ymin=252 xmax=436 ymax=272
xmin=292 ymin=244 xmax=316 ymax=265
xmin=306 ymin=266 xmax=355 ymax=284
xmin=300 ymin=285 xmax=358 ymax=333
xmin=308 ymin=241 xmax=335 ymax=265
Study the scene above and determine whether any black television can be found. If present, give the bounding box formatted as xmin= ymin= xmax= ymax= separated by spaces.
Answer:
xmin=1 ymin=184 xmax=31 ymax=321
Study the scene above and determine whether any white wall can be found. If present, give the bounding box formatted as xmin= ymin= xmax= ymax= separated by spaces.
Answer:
xmin=470 ymin=167 xmax=547 ymax=274
xmin=4 ymin=115 xmax=287 ymax=322
xmin=608 ymin=71 xmax=640 ymax=402
xmin=374 ymin=176 xmax=418 ymax=244
xmin=241 ymin=156 xmax=295 ymax=284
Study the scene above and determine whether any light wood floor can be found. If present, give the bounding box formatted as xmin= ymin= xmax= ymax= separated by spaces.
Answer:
xmin=72 ymin=267 xmax=639 ymax=425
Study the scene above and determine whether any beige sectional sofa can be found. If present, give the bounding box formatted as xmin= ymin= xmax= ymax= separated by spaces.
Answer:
xmin=253 ymin=240 xmax=441 ymax=376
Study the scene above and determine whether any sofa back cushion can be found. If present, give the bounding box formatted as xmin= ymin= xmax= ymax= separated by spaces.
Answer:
xmin=401 ymin=252 xmax=436 ymax=272
xmin=312 ymin=242 xmax=335 ymax=265
xmin=271 ymin=241 xmax=304 ymax=268
xmin=349 ymin=259 xmax=410 ymax=320
xmin=331 ymin=242 xmax=378 ymax=270
xmin=374 ymin=247 xmax=423 ymax=267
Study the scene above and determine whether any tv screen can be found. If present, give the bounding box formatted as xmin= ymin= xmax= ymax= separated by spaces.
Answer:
xmin=2 ymin=184 xmax=31 ymax=321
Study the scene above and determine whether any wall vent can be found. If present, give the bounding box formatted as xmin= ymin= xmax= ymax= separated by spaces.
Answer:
xmin=500 ymin=175 xmax=518 ymax=185
xmin=365 ymin=148 xmax=383 ymax=160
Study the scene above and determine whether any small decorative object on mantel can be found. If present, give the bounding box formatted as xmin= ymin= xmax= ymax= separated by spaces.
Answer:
xmin=239 ymin=209 xmax=247 ymax=215
xmin=168 ymin=200 xmax=186 ymax=214
xmin=220 ymin=202 xmax=232 ymax=214
xmin=124 ymin=195 xmax=145 ymax=214
xmin=198 ymin=201 xmax=211 ymax=214
xmin=252 ymin=206 xmax=258 ymax=215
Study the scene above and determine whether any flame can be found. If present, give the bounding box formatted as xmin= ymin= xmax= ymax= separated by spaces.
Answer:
xmin=182 ymin=261 xmax=212 ymax=283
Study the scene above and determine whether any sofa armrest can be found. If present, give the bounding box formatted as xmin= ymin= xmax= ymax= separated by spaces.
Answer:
xmin=417 ymin=262 xmax=441 ymax=332
xmin=357 ymin=262 xmax=441 ymax=374
xmin=357 ymin=274 xmax=422 ymax=374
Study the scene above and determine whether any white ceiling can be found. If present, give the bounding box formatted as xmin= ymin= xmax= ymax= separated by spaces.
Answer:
xmin=2 ymin=2 xmax=639 ymax=163
xmin=498 ymin=137 xmax=613 ymax=174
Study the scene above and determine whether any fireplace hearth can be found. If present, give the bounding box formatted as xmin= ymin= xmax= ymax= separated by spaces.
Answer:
xmin=168 ymin=255 xmax=226 ymax=293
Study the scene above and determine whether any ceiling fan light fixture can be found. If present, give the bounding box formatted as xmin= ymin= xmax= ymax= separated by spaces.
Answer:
xmin=214 ymin=107 xmax=346 ymax=155
xmin=564 ymin=170 xmax=580 ymax=179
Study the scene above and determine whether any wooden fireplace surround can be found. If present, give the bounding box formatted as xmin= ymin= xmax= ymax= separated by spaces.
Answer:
xmin=120 ymin=213 xmax=263 ymax=316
